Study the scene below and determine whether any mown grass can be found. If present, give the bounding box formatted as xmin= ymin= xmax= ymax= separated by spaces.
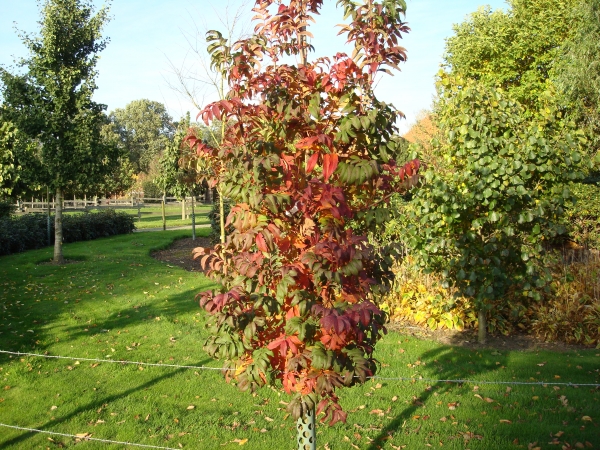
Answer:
xmin=64 ymin=204 xmax=212 ymax=229
xmin=0 ymin=231 xmax=599 ymax=449
xmin=127 ymin=204 xmax=212 ymax=230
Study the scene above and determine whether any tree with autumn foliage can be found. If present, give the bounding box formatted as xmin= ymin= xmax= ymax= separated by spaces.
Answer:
xmin=184 ymin=0 xmax=419 ymax=426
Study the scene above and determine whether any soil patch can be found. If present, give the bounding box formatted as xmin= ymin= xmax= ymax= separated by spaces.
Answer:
xmin=151 ymin=237 xmax=212 ymax=272
xmin=151 ymin=238 xmax=596 ymax=352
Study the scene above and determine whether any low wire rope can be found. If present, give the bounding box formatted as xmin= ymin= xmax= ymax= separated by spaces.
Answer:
xmin=2 ymin=349 xmax=599 ymax=387
xmin=0 ymin=350 xmax=234 ymax=371
xmin=0 ymin=423 xmax=181 ymax=450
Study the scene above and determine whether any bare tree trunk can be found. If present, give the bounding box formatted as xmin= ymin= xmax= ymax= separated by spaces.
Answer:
xmin=53 ymin=187 xmax=65 ymax=264
xmin=162 ymin=192 xmax=166 ymax=231
xmin=47 ymin=186 xmax=51 ymax=246
xmin=219 ymin=188 xmax=225 ymax=244
xmin=478 ymin=309 xmax=487 ymax=344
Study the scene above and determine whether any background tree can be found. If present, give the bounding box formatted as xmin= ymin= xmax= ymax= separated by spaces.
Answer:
xmin=186 ymin=0 xmax=419 ymax=431
xmin=443 ymin=0 xmax=577 ymax=113
xmin=406 ymin=73 xmax=584 ymax=343
xmin=0 ymin=0 xmax=113 ymax=264
xmin=109 ymin=99 xmax=175 ymax=175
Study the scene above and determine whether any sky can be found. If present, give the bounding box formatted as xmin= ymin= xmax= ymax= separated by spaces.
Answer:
xmin=0 ymin=0 xmax=507 ymax=134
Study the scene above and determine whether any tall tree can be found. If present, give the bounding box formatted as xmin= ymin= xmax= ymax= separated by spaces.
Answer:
xmin=0 ymin=0 xmax=112 ymax=264
xmin=443 ymin=0 xmax=577 ymax=112
xmin=554 ymin=0 xmax=600 ymax=167
xmin=109 ymin=99 xmax=175 ymax=174
xmin=186 ymin=0 xmax=418 ymax=431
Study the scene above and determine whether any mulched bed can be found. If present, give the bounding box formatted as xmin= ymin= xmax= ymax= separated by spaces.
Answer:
xmin=151 ymin=237 xmax=212 ymax=272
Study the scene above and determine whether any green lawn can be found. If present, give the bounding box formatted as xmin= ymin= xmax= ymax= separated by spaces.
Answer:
xmin=128 ymin=204 xmax=212 ymax=230
xmin=0 ymin=231 xmax=598 ymax=449
xmin=64 ymin=204 xmax=212 ymax=229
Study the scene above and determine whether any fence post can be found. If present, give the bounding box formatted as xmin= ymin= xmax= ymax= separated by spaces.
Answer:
xmin=182 ymin=197 xmax=186 ymax=220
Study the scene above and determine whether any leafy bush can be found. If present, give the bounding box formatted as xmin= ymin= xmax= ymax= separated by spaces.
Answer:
xmin=141 ymin=180 xmax=162 ymax=200
xmin=565 ymin=182 xmax=600 ymax=249
xmin=530 ymin=251 xmax=600 ymax=347
xmin=0 ymin=200 xmax=16 ymax=218
xmin=0 ymin=210 xmax=135 ymax=256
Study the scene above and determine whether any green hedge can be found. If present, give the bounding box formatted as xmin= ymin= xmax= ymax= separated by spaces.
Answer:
xmin=0 ymin=200 xmax=16 ymax=218
xmin=0 ymin=210 xmax=136 ymax=256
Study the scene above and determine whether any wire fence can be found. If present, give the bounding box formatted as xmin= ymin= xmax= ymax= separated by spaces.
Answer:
xmin=1 ymin=348 xmax=599 ymax=449
xmin=0 ymin=424 xmax=181 ymax=450
xmin=2 ymin=349 xmax=599 ymax=387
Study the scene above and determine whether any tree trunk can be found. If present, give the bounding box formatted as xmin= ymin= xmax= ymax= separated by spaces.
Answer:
xmin=191 ymin=195 xmax=196 ymax=241
xmin=478 ymin=309 xmax=487 ymax=344
xmin=47 ymin=186 xmax=52 ymax=246
xmin=219 ymin=188 xmax=225 ymax=244
xmin=53 ymin=187 xmax=65 ymax=264
xmin=162 ymin=192 xmax=166 ymax=231
xmin=181 ymin=197 xmax=186 ymax=220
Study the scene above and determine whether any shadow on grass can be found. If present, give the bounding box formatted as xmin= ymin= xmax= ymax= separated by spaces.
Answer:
xmin=366 ymin=345 xmax=507 ymax=449
xmin=0 ymin=358 xmax=211 ymax=448
xmin=0 ymin=231 xmax=213 ymax=362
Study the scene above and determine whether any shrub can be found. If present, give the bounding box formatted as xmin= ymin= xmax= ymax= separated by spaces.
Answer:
xmin=565 ymin=182 xmax=600 ymax=249
xmin=530 ymin=251 xmax=600 ymax=346
xmin=0 ymin=200 xmax=16 ymax=218
xmin=0 ymin=210 xmax=135 ymax=256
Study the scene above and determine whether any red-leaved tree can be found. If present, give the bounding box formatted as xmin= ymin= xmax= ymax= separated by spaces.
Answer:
xmin=185 ymin=0 xmax=419 ymax=425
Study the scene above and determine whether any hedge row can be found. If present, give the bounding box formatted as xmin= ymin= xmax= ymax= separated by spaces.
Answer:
xmin=0 ymin=210 xmax=136 ymax=256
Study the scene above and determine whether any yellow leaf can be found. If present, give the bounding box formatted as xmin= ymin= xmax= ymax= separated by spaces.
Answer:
xmin=581 ymin=416 xmax=592 ymax=422
xmin=232 ymin=438 xmax=248 ymax=445
xmin=499 ymin=419 xmax=512 ymax=424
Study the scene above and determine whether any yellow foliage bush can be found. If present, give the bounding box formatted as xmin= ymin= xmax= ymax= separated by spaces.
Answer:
xmin=381 ymin=250 xmax=600 ymax=347
xmin=380 ymin=258 xmax=477 ymax=331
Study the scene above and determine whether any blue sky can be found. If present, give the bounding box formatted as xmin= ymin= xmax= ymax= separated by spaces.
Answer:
xmin=0 ymin=0 xmax=507 ymax=133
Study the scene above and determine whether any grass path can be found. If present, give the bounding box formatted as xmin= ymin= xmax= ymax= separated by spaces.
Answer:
xmin=0 ymin=231 xmax=599 ymax=449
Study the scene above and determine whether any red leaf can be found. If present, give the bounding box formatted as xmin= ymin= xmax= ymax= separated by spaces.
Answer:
xmin=256 ymin=233 xmax=268 ymax=252
xmin=322 ymin=153 xmax=339 ymax=181
xmin=306 ymin=152 xmax=320 ymax=173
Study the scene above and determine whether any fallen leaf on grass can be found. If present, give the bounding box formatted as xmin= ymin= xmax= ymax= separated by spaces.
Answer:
xmin=447 ymin=402 xmax=459 ymax=410
xmin=499 ymin=419 xmax=512 ymax=424
xmin=75 ymin=433 xmax=91 ymax=440
xmin=186 ymin=405 xmax=195 ymax=410
xmin=264 ymin=416 xmax=274 ymax=422
xmin=231 ymin=438 xmax=248 ymax=445
xmin=581 ymin=416 xmax=592 ymax=422
xmin=50 ymin=405 xmax=57 ymax=410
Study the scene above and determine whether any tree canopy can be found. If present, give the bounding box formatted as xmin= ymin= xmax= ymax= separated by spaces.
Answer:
xmin=0 ymin=0 xmax=112 ymax=263
xmin=443 ymin=0 xmax=577 ymax=112
xmin=109 ymin=99 xmax=175 ymax=174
